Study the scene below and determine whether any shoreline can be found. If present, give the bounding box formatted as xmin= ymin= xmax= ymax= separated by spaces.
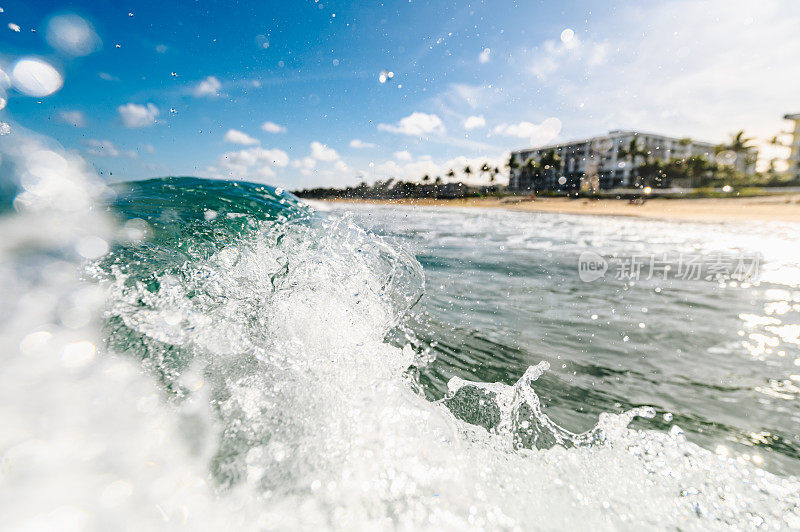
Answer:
xmin=318 ymin=194 xmax=800 ymax=223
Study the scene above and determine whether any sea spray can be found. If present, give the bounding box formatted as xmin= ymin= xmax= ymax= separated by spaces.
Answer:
xmin=95 ymin=177 xmax=800 ymax=528
xmin=1 ymin=144 xmax=799 ymax=528
xmin=0 ymin=131 xmax=247 ymax=529
xmin=445 ymin=361 xmax=657 ymax=450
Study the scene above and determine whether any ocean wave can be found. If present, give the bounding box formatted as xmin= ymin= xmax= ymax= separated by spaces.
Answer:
xmin=1 ymin=137 xmax=799 ymax=529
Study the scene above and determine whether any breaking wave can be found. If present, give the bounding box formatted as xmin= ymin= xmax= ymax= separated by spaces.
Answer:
xmin=2 ymin=134 xmax=799 ymax=529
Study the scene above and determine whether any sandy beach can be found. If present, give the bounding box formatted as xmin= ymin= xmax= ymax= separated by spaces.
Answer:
xmin=321 ymin=194 xmax=800 ymax=223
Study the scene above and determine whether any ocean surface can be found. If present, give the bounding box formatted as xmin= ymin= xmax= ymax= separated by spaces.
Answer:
xmin=334 ymin=201 xmax=800 ymax=474
xmin=3 ymin=159 xmax=800 ymax=529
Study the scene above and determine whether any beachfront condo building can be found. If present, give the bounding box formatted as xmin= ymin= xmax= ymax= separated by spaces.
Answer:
xmin=785 ymin=114 xmax=800 ymax=181
xmin=509 ymin=130 xmax=757 ymax=191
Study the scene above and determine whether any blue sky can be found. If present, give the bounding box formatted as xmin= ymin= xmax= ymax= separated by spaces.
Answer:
xmin=1 ymin=0 xmax=799 ymax=188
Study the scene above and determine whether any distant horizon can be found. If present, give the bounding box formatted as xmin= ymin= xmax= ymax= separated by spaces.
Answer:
xmin=2 ymin=0 xmax=799 ymax=188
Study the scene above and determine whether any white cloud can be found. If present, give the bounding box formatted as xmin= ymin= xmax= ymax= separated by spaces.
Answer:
xmin=512 ymin=0 xmax=800 ymax=162
xmin=118 ymin=103 xmax=158 ymax=128
xmin=530 ymin=41 xmax=571 ymax=80
xmin=463 ymin=115 xmax=486 ymax=130
xmin=98 ymin=72 xmax=118 ymax=82
xmin=393 ymin=150 xmax=413 ymax=161
xmin=438 ymin=83 xmax=501 ymax=110
xmin=261 ymin=121 xmax=287 ymax=133
xmin=493 ymin=117 xmax=562 ymax=146
xmin=291 ymin=156 xmax=317 ymax=172
xmin=59 ymin=110 xmax=86 ymax=127
xmin=192 ymin=76 xmax=222 ymax=97
xmin=478 ymin=47 xmax=491 ymax=64
xmin=349 ymin=139 xmax=377 ymax=149
xmin=310 ymin=141 xmax=339 ymax=162
xmin=378 ymin=112 xmax=445 ymax=136
xmin=86 ymin=139 xmax=136 ymax=159
xmin=215 ymin=147 xmax=290 ymax=180
xmin=223 ymin=129 xmax=260 ymax=145
xmin=288 ymin=142 xmax=348 ymax=178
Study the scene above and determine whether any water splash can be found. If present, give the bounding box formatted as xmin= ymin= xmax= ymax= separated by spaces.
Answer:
xmin=1 ymin=146 xmax=799 ymax=528
xmin=446 ymin=361 xmax=655 ymax=450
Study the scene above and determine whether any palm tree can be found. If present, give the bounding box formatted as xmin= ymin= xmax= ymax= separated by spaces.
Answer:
xmin=539 ymin=149 xmax=563 ymax=189
xmin=539 ymin=149 xmax=562 ymax=171
xmin=480 ymin=162 xmax=491 ymax=182
xmin=638 ymin=158 xmax=669 ymax=188
xmin=682 ymin=155 xmax=713 ymax=188
xmin=422 ymin=174 xmax=431 ymax=183
xmin=520 ymin=159 xmax=538 ymax=191
xmin=724 ymin=130 xmax=754 ymax=153
xmin=490 ymin=166 xmax=500 ymax=185
xmin=618 ymin=138 xmax=650 ymax=187
xmin=434 ymin=176 xmax=443 ymax=185
xmin=718 ymin=130 xmax=756 ymax=174
xmin=463 ymin=165 xmax=472 ymax=179
xmin=506 ymin=154 xmax=519 ymax=172
xmin=506 ymin=154 xmax=520 ymax=188
xmin=619 ymin=137 xmax=649 ymax=165
xmin=446 ymin=169 xmax=456 ymax=181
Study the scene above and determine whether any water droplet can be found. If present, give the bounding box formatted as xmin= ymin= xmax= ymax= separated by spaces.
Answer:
xmin=715 ymin=150 xmax=737 ymax=166
xmin=19 ymin=331 xmax=53 ymax=355
xmin=378 ymin=70 xmax=394 ymax=84
xmin=255 ymin=34 xmax=270 ymax=49
xmin=62 ymin=340 xmax=96 ymax=368
xmin=46 ymin=14 xmax=101 ymax=56
xmin=11 ymin=58 xmax=63 ymax=97
xmin=75 ymin=236 xmax=109 ymax=259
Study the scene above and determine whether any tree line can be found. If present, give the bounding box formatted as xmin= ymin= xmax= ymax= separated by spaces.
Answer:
xmin=294 ymin=130 xmax=799 ymax=199
xmin=293 ymin=164 xmax=504 ymax=199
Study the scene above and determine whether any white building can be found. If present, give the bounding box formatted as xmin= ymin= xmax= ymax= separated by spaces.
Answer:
xmin=785 ymin=114 xmax=800 ymax=181
xmin=509 ymin=130 xmax=756 ymax=191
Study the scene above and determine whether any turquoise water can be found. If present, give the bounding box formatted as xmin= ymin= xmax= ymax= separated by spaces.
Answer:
xmin=4 ymin=172 xmax=800 ymax=529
